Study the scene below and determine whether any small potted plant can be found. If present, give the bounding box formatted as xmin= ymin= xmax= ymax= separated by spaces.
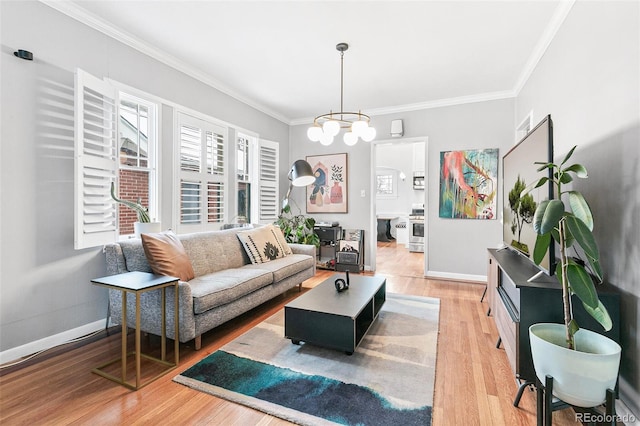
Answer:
xmin=528 ymin=145 xmax=621 ymax=407
xmin=110 ymin=181 xmax=160 ymax=237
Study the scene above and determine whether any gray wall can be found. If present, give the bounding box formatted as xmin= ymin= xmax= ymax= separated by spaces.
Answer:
xmin=290 ymin=98 xmax=514 ymax=277
xmin=515 ymin=1 xmax=639 ymax=414
xmin=0 ymin=1 xmax=289 ymax=354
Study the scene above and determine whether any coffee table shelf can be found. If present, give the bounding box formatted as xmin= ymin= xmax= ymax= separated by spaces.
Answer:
xmin=284 ymin=274 xmax=386 ymax=354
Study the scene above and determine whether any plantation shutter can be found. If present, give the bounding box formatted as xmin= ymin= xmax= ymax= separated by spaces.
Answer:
xmin=257 ymin=139 xmax=279 ymax=222
xmin=177 ymin=113 xmax=227 ymax=233
xmin=74 ymin=69 xmax=118 ymax=249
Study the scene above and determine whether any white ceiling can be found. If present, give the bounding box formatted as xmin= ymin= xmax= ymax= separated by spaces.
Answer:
xmin=50 ymin=1 xmax=570 ymax=124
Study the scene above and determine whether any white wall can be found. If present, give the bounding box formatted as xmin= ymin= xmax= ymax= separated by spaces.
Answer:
xmin=290 ymin=98 xmax=514 ymax=277
xmin=375 ymin=142 xmax=424 ymax=217
xmin=515 ymin=0 xmax=640 ymax=415
xmin=0 ymin=1 xmax=289 ymax=356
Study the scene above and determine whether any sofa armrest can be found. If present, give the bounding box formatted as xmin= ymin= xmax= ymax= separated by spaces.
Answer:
xmin=289 ymin=243 xmax=315 ymax=257
xmin=104 ymin=243 xmax=127 ymax=275
xmin=109 ymin=279 xmax=196 ymax=342
xmin=289 ymin=243 xmax=316 ymax=275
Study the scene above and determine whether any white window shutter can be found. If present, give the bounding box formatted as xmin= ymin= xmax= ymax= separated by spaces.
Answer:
xmin=74 ymin=69 xmax=118 ymax=249
xmin=257 ymin=139 xmax=279 ymax=222
xmin=177 ymin=113 xmax=226 ymax=233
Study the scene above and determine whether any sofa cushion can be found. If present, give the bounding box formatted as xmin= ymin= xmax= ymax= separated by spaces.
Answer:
xmin=179 ymin=229 xmax=250 ymax=276
xmin=243 ymin=254 xmax=315 ymax=283
xmin=237 ymin=225 xmax=289 ymax=264
xmin=141 ymin=231 xmax=195 ymax=282
xmin=189 ymin=268 xmax=273 ymax=314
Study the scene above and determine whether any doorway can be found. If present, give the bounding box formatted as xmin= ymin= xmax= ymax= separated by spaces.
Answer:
xmin=370 ymin=137 xmax=428 ymax=277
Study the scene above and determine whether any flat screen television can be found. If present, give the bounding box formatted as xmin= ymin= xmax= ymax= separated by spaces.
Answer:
xmin=502 ymin=115 xmax=555 ymax=276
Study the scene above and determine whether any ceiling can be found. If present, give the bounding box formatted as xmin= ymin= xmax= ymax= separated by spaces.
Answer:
xmin=50 ymin=1 xmax=569 ymax=124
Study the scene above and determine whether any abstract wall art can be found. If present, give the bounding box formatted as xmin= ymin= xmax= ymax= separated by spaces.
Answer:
xmin=306 ymin=153 xmax=348 ymax=213
xmin=439 ymin=148 xmax=499 ymax=219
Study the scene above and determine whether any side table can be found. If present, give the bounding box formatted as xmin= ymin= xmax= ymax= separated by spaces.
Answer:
xmin=91 ymin=271 xmax=180 ymax=390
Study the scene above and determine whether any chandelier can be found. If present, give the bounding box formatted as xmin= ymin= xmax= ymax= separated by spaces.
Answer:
xmin=307 ymin=43 xmax=376 ymax=146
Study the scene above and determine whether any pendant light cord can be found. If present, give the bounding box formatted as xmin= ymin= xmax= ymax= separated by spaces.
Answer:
xmin=340 ymin=49 xmax=344 ymax=121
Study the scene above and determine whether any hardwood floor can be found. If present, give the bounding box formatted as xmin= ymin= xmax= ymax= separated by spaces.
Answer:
xmin=1 ymin=242 xmax=580 ymax=425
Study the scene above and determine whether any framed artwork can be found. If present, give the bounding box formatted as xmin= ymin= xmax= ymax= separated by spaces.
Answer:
xmin=439 ymin=148 xmax=498 ymax=219
xmin=306 ymin=153 xmax=348 ymax=213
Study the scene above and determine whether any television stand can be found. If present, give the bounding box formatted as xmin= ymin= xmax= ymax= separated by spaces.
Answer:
xmin=486 ymin=248 xmax=620 ymax=408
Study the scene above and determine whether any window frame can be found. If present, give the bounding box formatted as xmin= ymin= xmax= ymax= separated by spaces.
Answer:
xmin=376 ymin=168 xmax=399 ymax=199
xmin=174 ymin=111 xmax=228 ymax=233
xmin=115 ymin=91 xmax=159 ymax=238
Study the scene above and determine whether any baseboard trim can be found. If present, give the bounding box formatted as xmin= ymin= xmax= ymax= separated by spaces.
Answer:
xmin=616 ymin=392 xmax=640 ymax=425
xmin=0 ymin=319 xmax=106 ymax=364
xmin=425 ymin=271 xmax=487 ymax=283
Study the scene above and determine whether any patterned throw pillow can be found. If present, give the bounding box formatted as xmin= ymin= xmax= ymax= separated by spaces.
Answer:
xmin=237 ymin=225 xmax=290 ymax=264
xmin=273 ymin=225 xmax=293 ymax=256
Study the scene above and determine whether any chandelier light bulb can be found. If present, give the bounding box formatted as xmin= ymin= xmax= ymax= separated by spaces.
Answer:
xmin=362 ymin=126 xmax=377 ymax=142
xmin=323 ymin=120 xmax=341 ymax=137
xmin=307 ymin=126 xmax=322 ymax=142
xmin=351 ymin=120 xmax=368 ymax=137
xmin=319 ymin=133 xmax=334 ymax=146
xmin=343 ymin=132 xmax=358 ymax=146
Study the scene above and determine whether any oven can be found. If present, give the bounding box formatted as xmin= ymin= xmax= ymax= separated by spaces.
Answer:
xmin=408 ymin=203 xmax=425 ymax=253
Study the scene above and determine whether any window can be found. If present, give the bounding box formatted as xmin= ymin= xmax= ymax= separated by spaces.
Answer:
xmin=177 ymin=112 xmax=227 ymax=233
xmin=236 ymin=133 xmax=253 ymax=223
xmin=74 ymin=69 xmax=160 ymax=248
xmin=376 ymin=168 xmax=398 ymax=199
xmin=117 ymin=94 xmax=158 ymax=236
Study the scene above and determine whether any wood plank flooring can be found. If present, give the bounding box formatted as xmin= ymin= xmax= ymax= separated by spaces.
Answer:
xmin=1 ymin=242 xmax=581 ymax=425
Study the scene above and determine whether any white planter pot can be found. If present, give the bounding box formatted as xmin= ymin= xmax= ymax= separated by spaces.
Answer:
xmin=134 ymin=222 xmax=161 ymax=238
xmin=529 ymin=323 xmax=621 ymax=407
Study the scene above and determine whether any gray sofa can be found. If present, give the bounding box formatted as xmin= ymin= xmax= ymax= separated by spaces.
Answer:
xmin=104 ymin=227 xmax=316 ymax=349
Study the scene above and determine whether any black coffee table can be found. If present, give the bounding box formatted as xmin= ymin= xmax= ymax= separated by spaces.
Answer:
xmin=284 ymin=274 xmax=386 ymax=354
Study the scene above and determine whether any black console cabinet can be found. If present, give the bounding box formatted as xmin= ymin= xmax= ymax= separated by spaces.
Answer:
xmin=487 ymin=248 xmax=620 ymax=406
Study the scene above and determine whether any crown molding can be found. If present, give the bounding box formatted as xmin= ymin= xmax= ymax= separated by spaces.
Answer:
xmin=289 ymin=89 xmax=516 ymax=126
xmin=513 ymin=0 xmax=576 ymax=96
xmin=38 ymin=0 xmax=291 ymax=125
xmin=40 ymin=0 xmax=573 ymax=127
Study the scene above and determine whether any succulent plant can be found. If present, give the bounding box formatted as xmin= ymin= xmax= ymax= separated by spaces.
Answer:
xmin=110 ymin=181 xmax=151 ymax=223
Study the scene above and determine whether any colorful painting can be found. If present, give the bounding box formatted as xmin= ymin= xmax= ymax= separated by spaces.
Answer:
xmin=439 ymin=148 xmax=498 ymax=219
xmin=306 ymin=153 xmax=348 ymax=213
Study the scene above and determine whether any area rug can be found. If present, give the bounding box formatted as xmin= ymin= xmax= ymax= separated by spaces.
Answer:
xmin=174 ymin=293 xmax=440 ymax=426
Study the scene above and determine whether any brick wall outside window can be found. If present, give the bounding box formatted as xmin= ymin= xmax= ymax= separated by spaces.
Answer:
xmin=118 ymin=169 xmax=150 ymax=235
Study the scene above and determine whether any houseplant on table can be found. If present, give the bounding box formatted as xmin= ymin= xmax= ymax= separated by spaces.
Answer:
xmin=528 ymin=145 xmax=621 ymax=407
xmin=110 ymin=182 xmax=160 ymax=237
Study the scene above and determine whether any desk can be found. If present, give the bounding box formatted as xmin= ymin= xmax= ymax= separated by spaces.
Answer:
xmin=376 ymin=216 xmax=397 ymax=242
xmin=91 ymin=271 xmax=179 ymax=390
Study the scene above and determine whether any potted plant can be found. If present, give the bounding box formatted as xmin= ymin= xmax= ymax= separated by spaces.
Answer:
xmin=275 ymin=204 xmax=320 ymax=247
xmin=110 ymin=182 xmax=161 ymax=237
xmin=528 ymin=145 xmax=621 ymax=407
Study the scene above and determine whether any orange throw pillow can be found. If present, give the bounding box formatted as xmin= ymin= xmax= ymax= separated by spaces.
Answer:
xmin=141 ymin=231 xmax=195 ymax=282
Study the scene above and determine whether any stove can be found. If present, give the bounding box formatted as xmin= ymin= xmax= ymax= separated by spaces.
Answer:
xmin=408 ymin=203 xmax=425 ymax=253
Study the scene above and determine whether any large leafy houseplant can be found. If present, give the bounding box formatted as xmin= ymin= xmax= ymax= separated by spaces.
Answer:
xmin=530 ymin=145 xmax=612 ymax=349
xmin=275 ymin=204 xmax=320 ymax=247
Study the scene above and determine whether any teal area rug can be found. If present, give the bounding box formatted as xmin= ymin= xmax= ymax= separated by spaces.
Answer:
xmin=174 ymin=293 xmax=440 ymax=426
